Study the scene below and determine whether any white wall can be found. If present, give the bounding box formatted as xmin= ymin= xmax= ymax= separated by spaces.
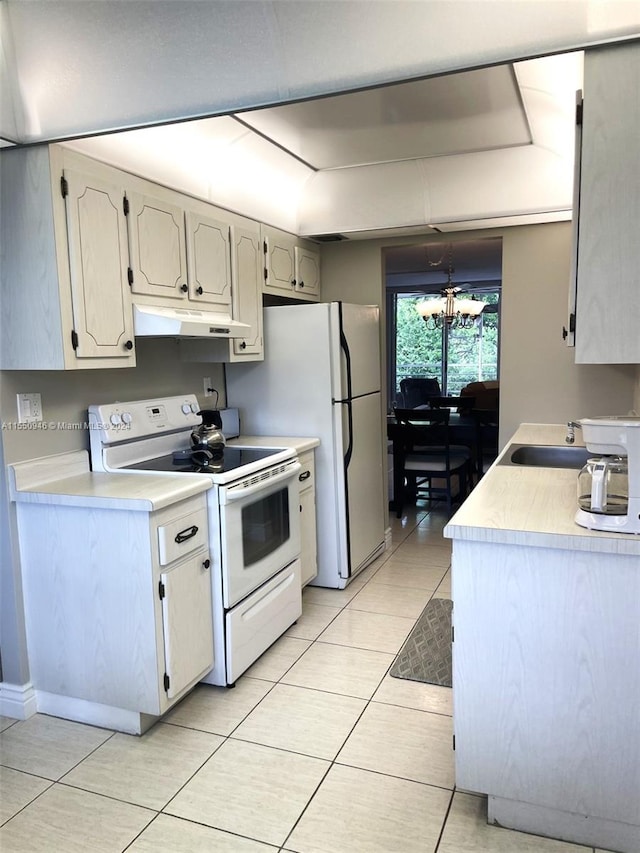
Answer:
xmin=319 ymin=222 xmax=636 ymax=446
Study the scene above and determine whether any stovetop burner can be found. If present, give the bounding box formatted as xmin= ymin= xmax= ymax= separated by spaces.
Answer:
xmin=128 ymin=446 xmax=283 ymax=475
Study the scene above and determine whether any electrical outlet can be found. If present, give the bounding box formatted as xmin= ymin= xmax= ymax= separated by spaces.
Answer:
xmin=203 ymin=377 xmax=213 ymax=397
xmin=17 ymin=392 xmax=43 ymax=424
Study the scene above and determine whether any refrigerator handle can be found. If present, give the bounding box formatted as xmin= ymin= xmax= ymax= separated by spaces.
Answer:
xmin=338 ymin=302 xmax=353 ymax=401
xmin=342 ymin=399 xmax=354 ymax=468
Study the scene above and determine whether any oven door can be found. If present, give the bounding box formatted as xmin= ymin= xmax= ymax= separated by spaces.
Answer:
xmin=218 ymin=460 xmax=302 ymax=608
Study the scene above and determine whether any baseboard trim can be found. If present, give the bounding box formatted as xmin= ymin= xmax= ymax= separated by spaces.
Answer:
xmin=0 ymin=681 xmax=37 ymax=720
xmin=384 ymin=526 xmax=393 ymax=550
xmin=35 ymin=691 xmax=156 ymax=734
xmin=489 ymin=794 xmax=640 ymax=853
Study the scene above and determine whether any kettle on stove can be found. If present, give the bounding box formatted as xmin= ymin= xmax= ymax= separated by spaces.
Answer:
xmin=190 ymin=408 xmax=226 ymax=457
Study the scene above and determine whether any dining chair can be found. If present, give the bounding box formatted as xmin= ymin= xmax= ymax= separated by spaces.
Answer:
xmin=391 ymin=407 xmax=473 ymax=517
xmin=473 ymin=408 xmax=499 ymax=477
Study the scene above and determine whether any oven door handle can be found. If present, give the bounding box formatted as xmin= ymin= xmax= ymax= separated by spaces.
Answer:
xmin=220 ymin=462 xmax=302 ymax=504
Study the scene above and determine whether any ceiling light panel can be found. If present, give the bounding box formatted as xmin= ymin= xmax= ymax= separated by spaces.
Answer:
xmin=236 ymin=65 xmax=532 ymax=170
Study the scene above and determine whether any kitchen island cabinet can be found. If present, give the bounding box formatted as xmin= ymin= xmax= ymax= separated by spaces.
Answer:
xmin=572 ymin=41 xmax=640 ymax=363
xmin=9 ymin=451 xmax=214 ymax=734
xmin=444 ymin=424 xmax=640 ymax=853
xmin=1 ymin=145 xmax=136 ymax=370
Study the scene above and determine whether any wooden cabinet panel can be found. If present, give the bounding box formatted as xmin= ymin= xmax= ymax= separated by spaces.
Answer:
xmin=574 ymin=43 xmax=640 ymax=363
xmin=453 ymin=538 xmax=640 ymax=825
xmin=294 ymin=245 xmax=321 ymax=300
xmin=0 ymin=145 xmax=136 ymax=370
xmin=64 ymin=168 xmax=135 ymax=360
xmin=186 ymin=210 xmax=232 ymax=309
xmin=297 ymin=450 xmax=317 ymax=586
xmin=161 ymin=551 xmax=214 ymax=698
xmin=127 ymin=192 xmax=188 ymax=299
xmin=263 ymin=225 xmax=297 ymax=296
xmin=231 ymin=224 xmax=263 ymax=360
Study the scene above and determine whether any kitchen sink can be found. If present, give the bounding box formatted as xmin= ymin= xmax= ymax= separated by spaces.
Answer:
xmin=499 ymin=444 xmax=592 ymax=469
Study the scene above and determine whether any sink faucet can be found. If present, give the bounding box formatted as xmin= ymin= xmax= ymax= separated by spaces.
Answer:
xmin=565 ymin=421 xmax=581 ymax=444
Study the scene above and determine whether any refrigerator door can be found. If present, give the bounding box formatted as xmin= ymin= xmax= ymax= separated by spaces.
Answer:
xmin=330 ymin=302 xmax=381 ymax=400
xmin=334 ymin=390 xmax=386 ymax=579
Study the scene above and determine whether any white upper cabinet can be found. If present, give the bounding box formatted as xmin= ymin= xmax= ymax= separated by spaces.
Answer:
xmin=64 ymin=167 xmax=136 ymax=360
xmin=127 ymin=190 xmax=235 ymax=313
xmin=294 ymin=244 xmax=321 ymax=300
xmin=573 ymin=42 xmax=640 ymax=364
xmin=0 ymin=145 xmax=136 ymax=370
xmin=262 ymin=224 xmax=321 ymax=302
xmin=186 ymin=210 xmax=232 ymax=310
xmin=263 ymin=224 xmax=297 ymax=296
xmin=231 ymin=223 xmax=263 ymax=360
xmin=127 ymin=192 xmax=188 ymax=300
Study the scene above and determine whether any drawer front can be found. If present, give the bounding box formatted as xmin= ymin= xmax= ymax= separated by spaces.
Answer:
xmin=225 ymin=559 xmax=302 ymax=683
xmin=157 ymin=506 xmax=208 ymax=566
xmin=297 ymin=450 xmax=315 ymax=493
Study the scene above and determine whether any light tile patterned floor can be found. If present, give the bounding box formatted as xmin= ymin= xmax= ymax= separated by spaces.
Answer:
xmin=0 ymin=507 xmax=602 ymax=852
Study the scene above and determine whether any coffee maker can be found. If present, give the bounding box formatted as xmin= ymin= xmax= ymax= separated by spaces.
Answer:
xmin=575 ymin=415 xmax=640 ymax=533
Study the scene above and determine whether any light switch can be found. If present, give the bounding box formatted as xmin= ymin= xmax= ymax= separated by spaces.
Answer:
xmin=17 ymin=392 xmax=43 ymax=424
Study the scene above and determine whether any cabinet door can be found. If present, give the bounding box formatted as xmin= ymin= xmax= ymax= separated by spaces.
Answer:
xmin=185 ymin=210 xmax=232 ymax=310
xmin=63 ymin=168 xmax=136 ymax=362
xmin=299 ymin=486 xmax=317 ymax=586
xmin=230 ymin=224 xmax=264 ymax=360
xmin=294 ymin=245 xmax=321 ymax=301
xmin=262 ymin=226 xmax=296 ymax=296
xmin=575 ymin=44 xmax=640 ymax=363
xmin=160 ymin=552 xmax=214 ymax=699
xmin=127 ymin=192 xmax=188 ymax=300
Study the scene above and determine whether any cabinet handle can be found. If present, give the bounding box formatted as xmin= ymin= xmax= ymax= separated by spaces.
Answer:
xmin=299 ymin=280 xmax=304 ymax=288
xmin=299 ymin=470 xmax=311 ymax=481
xmin=239 ymin=341 xmax=247 ymax=350
xmin=180 ymin=283 xmax=188 ymax=293
xmin=202 ymin=558 xmax=211 ymax=570
xmin=174 ymin=524 xmax=198 ymax=543
xmin=196 ymin=286 xmax=203 ymax=295
xmin=291 ymin=279 xmax=297 ymax=288
xmin=124 ymin=340 xmax=134 ymax=351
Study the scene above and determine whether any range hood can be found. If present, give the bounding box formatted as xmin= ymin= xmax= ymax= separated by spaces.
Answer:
xmin=133 ymin=304 xmax=251 ymax=338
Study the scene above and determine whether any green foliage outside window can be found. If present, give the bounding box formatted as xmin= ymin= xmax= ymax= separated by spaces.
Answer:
xmin=395 ymin=292 xmax=499 ymax=396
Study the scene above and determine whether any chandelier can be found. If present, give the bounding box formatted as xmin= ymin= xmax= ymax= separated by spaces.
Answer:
xmin=415 ymin=243 xmax=487 ymax=330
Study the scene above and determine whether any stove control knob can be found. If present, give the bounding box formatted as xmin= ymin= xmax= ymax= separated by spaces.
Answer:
xmin=121 ymin=412 xmax=132 ymax=425
xmin=110 ymin=413 xmax=122 ymax=426
xmin=190 ymin=403 xmax=199 ymax=413
xmin=181 ymin=403 xmax=191 ymax=415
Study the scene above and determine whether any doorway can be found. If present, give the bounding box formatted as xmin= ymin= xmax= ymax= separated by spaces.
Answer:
xmin=385 ymin=238 xmax=502 ymax=410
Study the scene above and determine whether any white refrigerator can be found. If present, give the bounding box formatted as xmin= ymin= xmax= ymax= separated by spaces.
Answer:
xmin=226 ymin=301 xmax=386 ymax=588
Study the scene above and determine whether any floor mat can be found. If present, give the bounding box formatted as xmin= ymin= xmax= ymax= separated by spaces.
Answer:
xmin=389 ymin=598 xmax=452 ymax=687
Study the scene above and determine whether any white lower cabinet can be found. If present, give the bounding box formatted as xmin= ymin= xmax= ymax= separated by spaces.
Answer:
xmin=452 ymin=537 xmax=640 ymax=851
xmin=298 ymin=450 xmax=318 ymax=586
xmin=16 ymin=493 xmax=213 ymax=733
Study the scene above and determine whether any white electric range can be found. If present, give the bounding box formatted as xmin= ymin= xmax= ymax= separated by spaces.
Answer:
xmin=88 ymin=394 xmax=302 ymax=686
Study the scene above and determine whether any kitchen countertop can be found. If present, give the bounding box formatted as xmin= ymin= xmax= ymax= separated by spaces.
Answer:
xmin=228 ymin=435 xmax=320 ymax=453
xmin=444 ymin=422 xmax=640 ymax=555
xmin=9 ymin=450 xmax=212 ymax=511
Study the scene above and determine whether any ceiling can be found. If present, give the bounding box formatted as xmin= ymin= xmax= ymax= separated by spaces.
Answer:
xmin=385 ymin=238 xmax=503 ymax=293
xmin=64 ymin=51 xmax=584 ymax=239
xmin=2 ymin=2 xmax=638 ymax=278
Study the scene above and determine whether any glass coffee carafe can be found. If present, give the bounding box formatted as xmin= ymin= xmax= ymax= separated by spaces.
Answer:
xmin=577 ymin=455 xmax=629 ymax=516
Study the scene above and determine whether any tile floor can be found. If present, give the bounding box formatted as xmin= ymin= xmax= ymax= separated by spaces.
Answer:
xmin=0 ymin=507 xmax=612 ymax=852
